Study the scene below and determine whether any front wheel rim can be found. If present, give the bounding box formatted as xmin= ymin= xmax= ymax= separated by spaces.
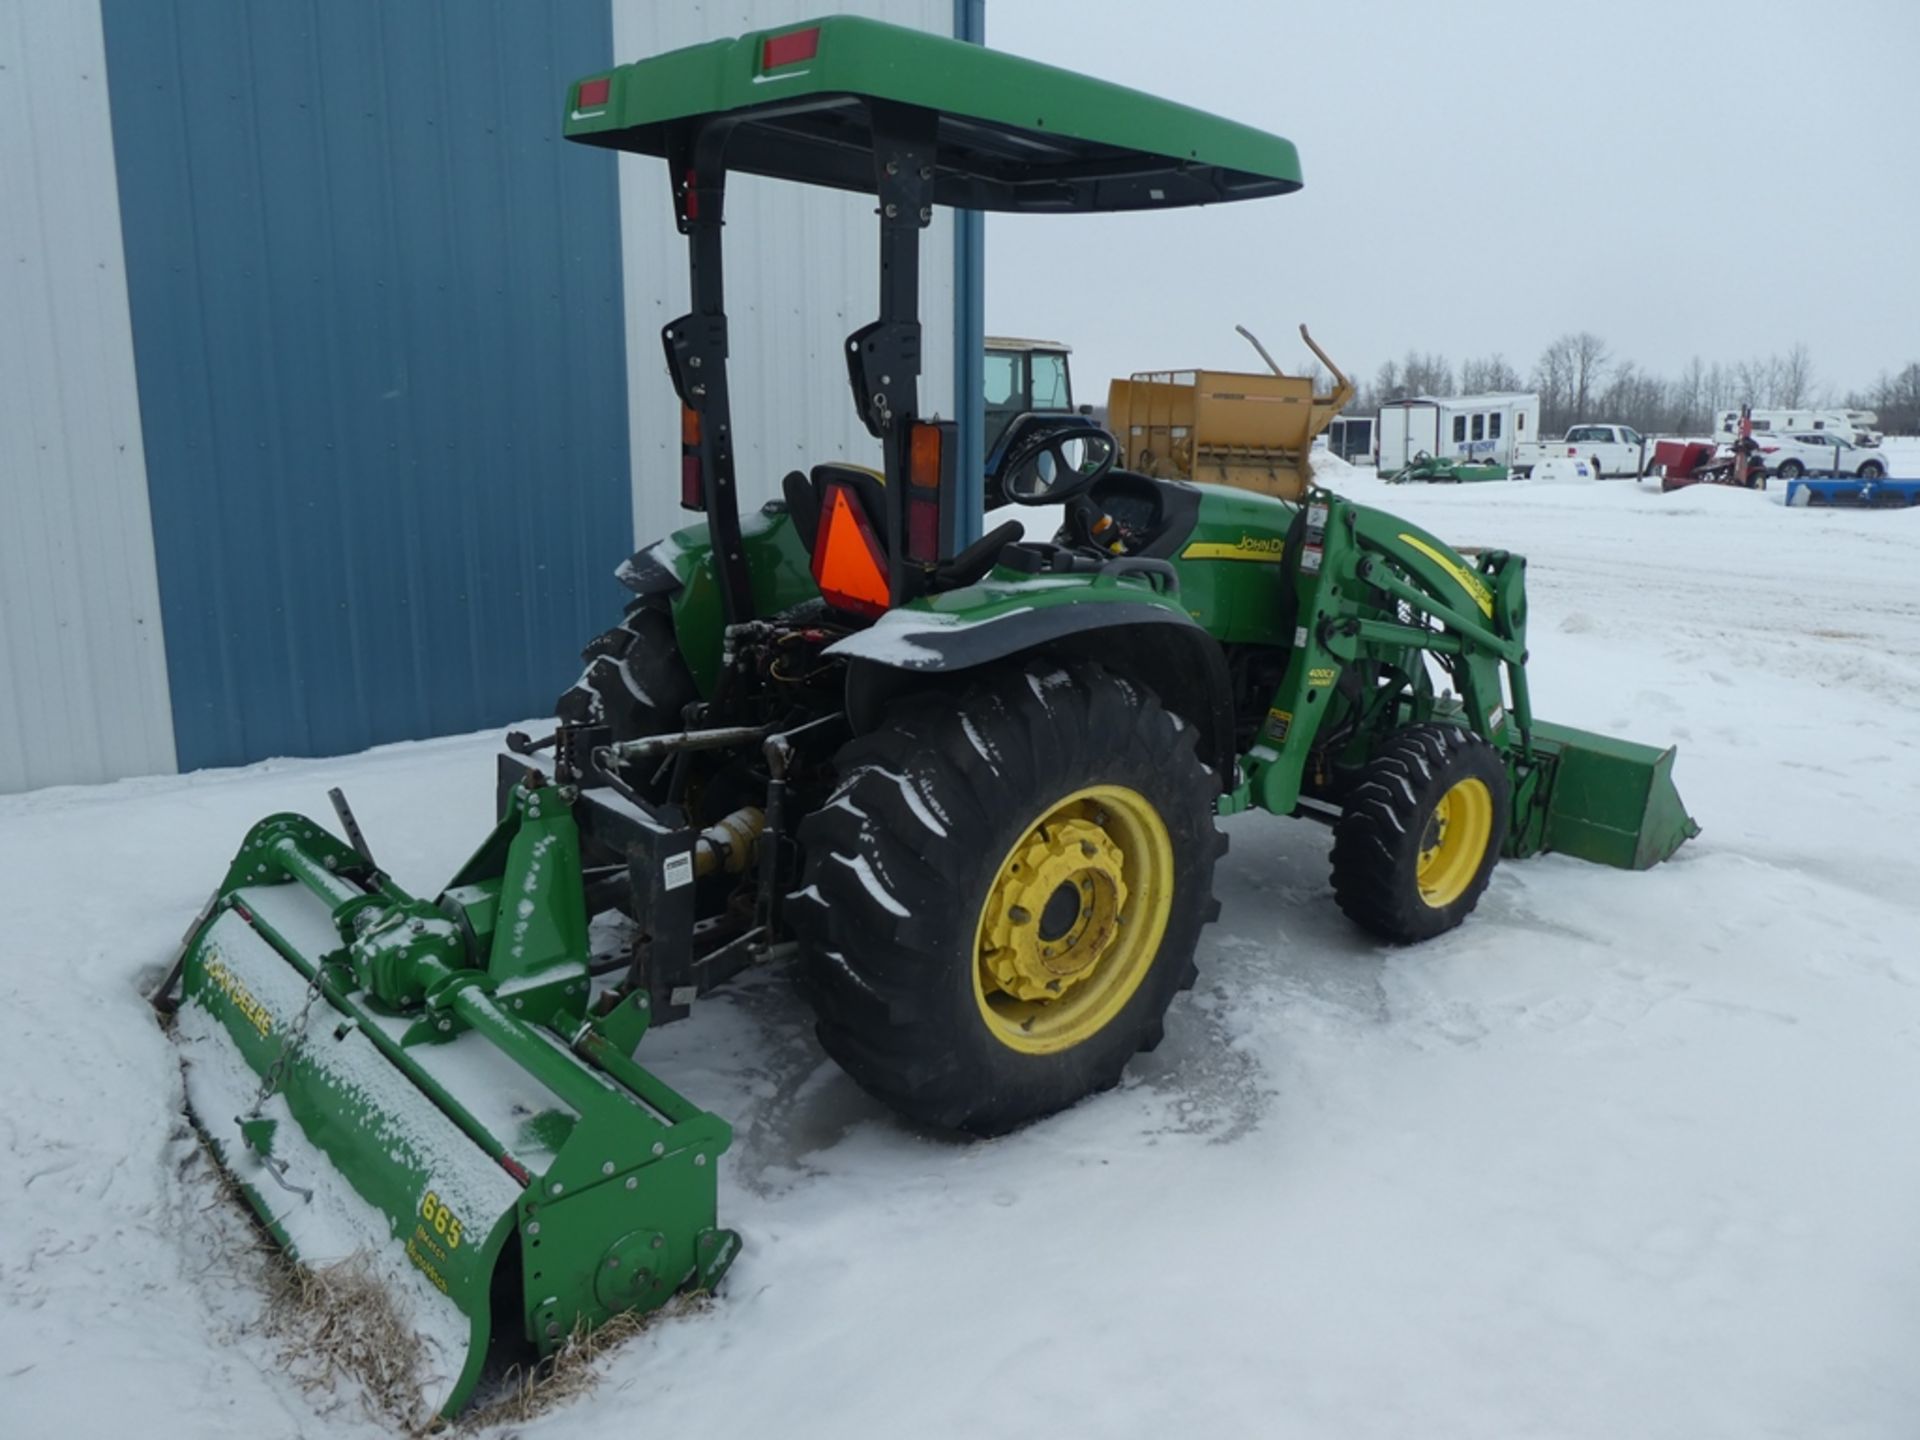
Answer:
xmin=1416 ymin=778 xmax=1494 ymax=908
xmin=973 ymin=785 xmax=1174 ymax=1055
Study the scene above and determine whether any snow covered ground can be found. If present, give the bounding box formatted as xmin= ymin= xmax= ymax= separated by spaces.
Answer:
xmin=5 ymin=448 xmax=1920 ymax=1438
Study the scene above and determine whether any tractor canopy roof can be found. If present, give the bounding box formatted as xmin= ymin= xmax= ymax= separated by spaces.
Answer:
xmin=564 ymin=16 xmax=1302 ymax=212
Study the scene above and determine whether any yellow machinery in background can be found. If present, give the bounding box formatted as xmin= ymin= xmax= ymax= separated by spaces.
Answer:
xmin=1108 ymin=325 xmax=1355 ymax=499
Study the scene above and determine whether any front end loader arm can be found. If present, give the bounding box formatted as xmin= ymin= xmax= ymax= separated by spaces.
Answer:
xmin=1226 ymin=490 xmax=1695 ymax=869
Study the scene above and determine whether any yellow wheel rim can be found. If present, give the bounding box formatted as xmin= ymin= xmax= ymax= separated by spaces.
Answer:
xmin=972 ymin=784 xmax=1174 ymax=1055
xmin=1416 ymin=777 xmax=1494 ymax=908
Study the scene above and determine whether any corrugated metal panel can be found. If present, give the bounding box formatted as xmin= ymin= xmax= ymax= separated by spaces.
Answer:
xmin=0 ymin=0 xmax=177 ymax=794
xmin=101 ymin=0 xmax=628 ymax=773
xmin=609 ymin=1 xmax=957 ymax=551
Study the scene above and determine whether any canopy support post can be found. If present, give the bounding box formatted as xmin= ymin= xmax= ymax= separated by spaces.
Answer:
xmin=662 ymin=119 xmax=755 ymax=625
xmin=845 ymin=101 xmax=937 ymax=602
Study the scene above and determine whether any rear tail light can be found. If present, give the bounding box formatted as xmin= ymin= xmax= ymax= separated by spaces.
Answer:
xmin=811 ymin=482 xmax=890 ymax=617
xmin=761 ymin=26 xmax=820 ymax=70
xmin=577 ymin=76 xmax=610 ymax=109
xmin=680 ymin=406 xmax=704 ymax=511
xmin=906 ymin=424 xmax=945 ymax=564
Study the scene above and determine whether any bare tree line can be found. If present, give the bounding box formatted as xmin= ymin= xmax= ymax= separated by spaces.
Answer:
xmin=1345 ymin=333 xmax=1920 ymax=437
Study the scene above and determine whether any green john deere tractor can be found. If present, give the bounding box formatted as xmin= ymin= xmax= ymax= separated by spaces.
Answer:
xmin=155 ymin=16 xmax=1696 ymax=1418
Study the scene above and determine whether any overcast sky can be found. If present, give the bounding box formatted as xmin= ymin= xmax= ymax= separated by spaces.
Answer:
xmin=983 ymin=0 xmax=1919 ymax=404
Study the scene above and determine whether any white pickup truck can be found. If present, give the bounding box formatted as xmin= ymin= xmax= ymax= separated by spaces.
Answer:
xmin=1513 ymin=424 xmax=1649 ymax=479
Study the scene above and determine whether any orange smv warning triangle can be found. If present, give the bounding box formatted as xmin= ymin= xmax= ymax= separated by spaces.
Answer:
xmin=811 ymin=482 xmax=891 ymax=617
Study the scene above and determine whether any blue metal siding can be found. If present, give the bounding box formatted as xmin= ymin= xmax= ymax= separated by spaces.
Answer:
xmin=102 ymin=0 xmax=627 ymax=771
xmin=950 ymin=0 xmax=985 ymax=545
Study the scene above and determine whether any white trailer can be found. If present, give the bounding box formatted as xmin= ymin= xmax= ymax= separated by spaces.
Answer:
xmin=1376 ymin=393 xmax=1540 ymax=472
xmin=1713 ymin=408 xmax=1882 ymax=446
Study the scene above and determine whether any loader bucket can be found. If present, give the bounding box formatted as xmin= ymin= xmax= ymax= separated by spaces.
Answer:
xmin=164 ymin=781 xmax=737 ymax=1418
xmin=1512 ymin=719 xmax=1700 ymax=869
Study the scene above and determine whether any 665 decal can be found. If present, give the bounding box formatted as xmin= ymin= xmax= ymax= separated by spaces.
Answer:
xmin=419 ymin=1189 xmax=465 ymax=1249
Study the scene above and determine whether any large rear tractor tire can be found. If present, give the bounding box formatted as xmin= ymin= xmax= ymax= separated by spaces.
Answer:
xmin=1331 ymin=723 xmax=1510 ymax=944
xmin=791 ymin=663 xmax=1223 ymax=1135
xmin=555 ymin=600 xmax=697 ymax=794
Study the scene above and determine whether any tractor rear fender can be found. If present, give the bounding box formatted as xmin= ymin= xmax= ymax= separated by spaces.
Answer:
xmin=834 ymin=598 xmax=1236 ymax=787
xmin=614 ymin=540 xmax=684 ymax=597
xmin=613 ymin=506 xmax=820 ymax=695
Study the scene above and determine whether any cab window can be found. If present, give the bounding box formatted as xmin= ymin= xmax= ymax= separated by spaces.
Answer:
xmin=984 ymin=352 xmax=1020 ymax=407
xmin=1029 ymin=352 xmax=1070 ymax=410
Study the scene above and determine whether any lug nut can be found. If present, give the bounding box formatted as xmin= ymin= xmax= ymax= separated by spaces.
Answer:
xmin=1009 ymin=906 xmax=1032 ymax=925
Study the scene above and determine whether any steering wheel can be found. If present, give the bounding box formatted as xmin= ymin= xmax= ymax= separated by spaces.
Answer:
xmin=987 ymin=413 xmax=1119 ymax=508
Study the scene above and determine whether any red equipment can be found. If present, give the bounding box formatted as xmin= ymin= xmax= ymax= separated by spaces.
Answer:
xmin=1658 ymin=407 xmax=1766 ymax=492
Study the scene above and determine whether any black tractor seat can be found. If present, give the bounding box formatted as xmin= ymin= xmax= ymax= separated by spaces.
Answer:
xmin=782 ymin=461 xmax=889 ymax=555
xmin=782 ymin=462 xmax=1201 ymax=594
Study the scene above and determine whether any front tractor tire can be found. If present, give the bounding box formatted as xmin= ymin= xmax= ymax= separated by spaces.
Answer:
xmin=1331 ymin=723 xmax=1511 ymax=945
xmin=791 ymin=663 xmax=1223 ymax=1135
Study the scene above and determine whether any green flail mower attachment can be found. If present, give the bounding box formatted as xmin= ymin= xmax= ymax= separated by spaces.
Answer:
xmin=153 ymin=776 xmax=737 ymax=1417
xmin=1386 ymin=453 xmax=1511 ymax=484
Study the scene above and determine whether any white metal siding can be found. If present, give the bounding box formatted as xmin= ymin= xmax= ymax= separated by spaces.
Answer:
xmin=0 ymin=0 xmax=175 ymax=793
xmin=609 ymin=1 xmax=957 ymax=549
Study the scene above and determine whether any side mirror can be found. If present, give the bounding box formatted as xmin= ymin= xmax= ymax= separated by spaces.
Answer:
xmin=989 ymin=413 xmax=1118 ymax=507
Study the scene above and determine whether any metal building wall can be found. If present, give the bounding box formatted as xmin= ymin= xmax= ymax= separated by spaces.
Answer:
xmin=608 ymin=1 xmax=959 ymax=552
xmin=101 ymin=0 xmax=631 ymax=774
xmin=0 ymin=1 xmax=177 ymax=794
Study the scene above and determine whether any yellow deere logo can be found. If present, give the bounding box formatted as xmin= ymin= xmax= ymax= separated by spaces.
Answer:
xmin=204 ymin=957 xmax=273 ymax=1038
xmin=1180 ymin=534 xmax=1287 ymax=563
xmin=1396 ymin=534 xmax=1494 ymax=617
